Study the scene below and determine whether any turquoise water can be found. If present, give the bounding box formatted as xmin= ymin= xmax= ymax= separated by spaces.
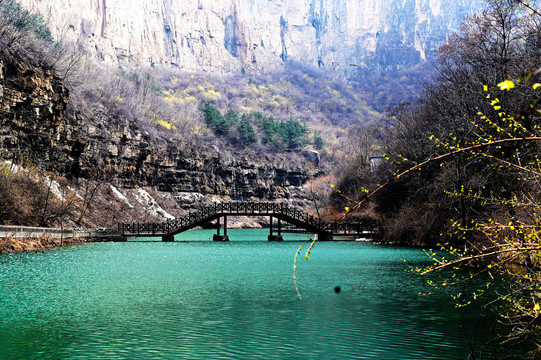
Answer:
xmin=0 ymin=230 xmax=487 ymax=359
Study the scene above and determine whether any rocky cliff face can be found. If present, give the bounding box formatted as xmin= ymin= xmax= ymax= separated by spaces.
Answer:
xmin=19 ymin=0 xmax=481 ymax=76
xmin=0 ymin=57 xmax=317 ymax=208
xmin=0 ymin=58 xmax=79 ymax=172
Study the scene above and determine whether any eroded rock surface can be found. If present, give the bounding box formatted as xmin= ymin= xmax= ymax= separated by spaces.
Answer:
xmin=19 ymin=0 xmax=481 ymax=76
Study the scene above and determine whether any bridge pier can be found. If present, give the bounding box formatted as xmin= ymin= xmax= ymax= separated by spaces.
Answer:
xmin=162 ymin=234 xmax=175 ymax=242
xmin=318 ymin=232 xmax=333 ymax=241
xmin=213 ymin=216 xmax=229 ymax=241
xmin=268 ymin=235 xmax=284 ymax=241
xmin=268 ymin=216 xmax=283 ymax=241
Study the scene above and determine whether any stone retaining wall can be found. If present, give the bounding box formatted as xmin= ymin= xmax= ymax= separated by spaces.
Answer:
xmin=0 ymin=225 xmax=91 ymax=239
xmin=0 ymin=226 xmax=126 ymax=241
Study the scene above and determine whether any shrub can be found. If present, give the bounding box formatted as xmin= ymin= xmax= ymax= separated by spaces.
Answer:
xmin=314 ymin=133 xmax=324 ymax=150
xmin=0 ymin=0 xmax=53 ymax=46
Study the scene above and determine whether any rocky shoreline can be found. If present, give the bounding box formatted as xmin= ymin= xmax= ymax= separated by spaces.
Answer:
xmin=0 ymin=236 xmax=88 ymax=254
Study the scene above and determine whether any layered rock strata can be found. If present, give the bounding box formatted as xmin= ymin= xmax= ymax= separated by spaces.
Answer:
xmin=0 ymin=58 xmax=317 ymax=205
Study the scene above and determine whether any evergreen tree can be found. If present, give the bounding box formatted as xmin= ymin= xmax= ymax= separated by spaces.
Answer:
xmin=261 ymin=115 xmax=278 ymax=145
xmin=314 ymin=133 xmax=324 ymax=150
xmin=237 ymin=114 xmax=258 ymax=146
xmin=223 ymin=108 xmax=239 ymax=127
xmin=280 ymin=118 xmax=307 ymax=148
xmin=0 ymin=0 xmax=53 ymax=44
xmin=201 ymin=102 xmax=229 ymax=136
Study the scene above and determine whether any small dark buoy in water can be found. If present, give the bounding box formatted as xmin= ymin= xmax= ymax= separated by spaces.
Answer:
xmin=334 ymin=286 xmax=341 ymax=294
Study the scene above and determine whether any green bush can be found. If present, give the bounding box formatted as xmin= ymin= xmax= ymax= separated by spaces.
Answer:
xmin=314 ymin=133 xmax=324 ymax=150
xmin=200 ymin=104 xmax=309 ymax=149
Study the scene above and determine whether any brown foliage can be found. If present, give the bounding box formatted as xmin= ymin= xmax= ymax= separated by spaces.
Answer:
xmin=0 ymin=163 xmax=84 ymax=227
xmin=335 ymin=0 xmax=541 ymax=246
xmin=0 ymin=163 xmax=47 ymax=226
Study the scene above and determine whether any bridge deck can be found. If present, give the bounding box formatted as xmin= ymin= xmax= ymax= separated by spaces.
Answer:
xmin=119 ymin=202 xmax=373 ymax=240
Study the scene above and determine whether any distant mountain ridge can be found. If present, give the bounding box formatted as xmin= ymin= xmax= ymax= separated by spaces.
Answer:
xmin=19 ymin=0 xmax=482 ymax=77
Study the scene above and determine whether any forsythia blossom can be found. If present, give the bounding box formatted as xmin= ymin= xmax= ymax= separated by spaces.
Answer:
xmin=497 ymin=79 xmax=515 ymax=91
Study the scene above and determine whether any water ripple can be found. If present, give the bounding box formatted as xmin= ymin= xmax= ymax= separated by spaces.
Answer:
xmin=0 ymin=233 xmax=488 ymax=359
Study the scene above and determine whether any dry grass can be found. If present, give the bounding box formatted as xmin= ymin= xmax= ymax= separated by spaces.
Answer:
xmin=0 ymin=235 xmax=85 ymax=254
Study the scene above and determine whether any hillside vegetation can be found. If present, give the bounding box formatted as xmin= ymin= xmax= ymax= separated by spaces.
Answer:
xmin=333 ymin=0 xmax=541 ymax=355
xmin=75 ymin=60 xmax=380 ymax=155
xmin=0 ymin=0 xmax=381 ymax=228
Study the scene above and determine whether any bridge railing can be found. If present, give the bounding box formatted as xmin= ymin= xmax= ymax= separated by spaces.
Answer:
xmin=119 ymin=201 xmax=333 ymax=236
xmin=129 ymin=202 xmax=376 ymax=236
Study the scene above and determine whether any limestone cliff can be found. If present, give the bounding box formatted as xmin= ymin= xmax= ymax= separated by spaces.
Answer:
xmin=19 ymin=0 xmax=481 ymax=76
xmin=0 ymin=58 xmax=78 ymax=172
xmin=0 ymin=56 xmax=317 ymax=208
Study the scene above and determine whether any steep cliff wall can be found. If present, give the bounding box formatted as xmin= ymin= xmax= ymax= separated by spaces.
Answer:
xmin=0 ymin=56 xmax=317 ymax=204
xmin=0 ymin=58 xmax=78 ymax=172
xmin=19 ymin=0 xmax=482 ymax=76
